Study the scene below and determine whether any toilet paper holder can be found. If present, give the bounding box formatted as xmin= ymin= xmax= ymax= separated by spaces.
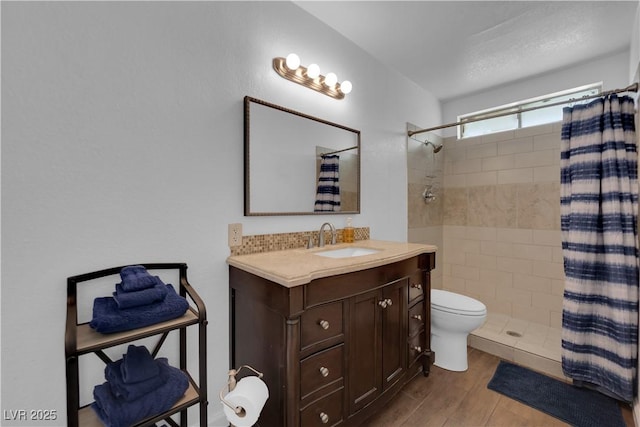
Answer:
xmin=219 ymin=364 xmax=264 ymax=417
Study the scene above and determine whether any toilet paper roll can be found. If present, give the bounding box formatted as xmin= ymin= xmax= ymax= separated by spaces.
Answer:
xmin=222 ymin=376 xmax=269 ymax=427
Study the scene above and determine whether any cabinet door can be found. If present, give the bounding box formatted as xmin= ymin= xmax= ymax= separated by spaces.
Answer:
xmin=348 ymin=289 xmax=382 ymax=414
xmin=381 ymin=278 xmax=408 ymax=389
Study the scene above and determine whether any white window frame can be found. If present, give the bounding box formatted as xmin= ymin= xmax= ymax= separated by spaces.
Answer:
xmin=457 ymin=82 xmax=602 ymax=139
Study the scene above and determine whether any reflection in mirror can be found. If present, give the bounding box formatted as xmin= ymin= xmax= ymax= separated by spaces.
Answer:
xmin=244 ymin=96 xmax=360 ymax=216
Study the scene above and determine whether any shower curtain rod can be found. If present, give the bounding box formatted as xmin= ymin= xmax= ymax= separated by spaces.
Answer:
xmin=408 ymin=82 xmax=639 ymax=137
xmin=319 ymin=145 xmax=359 ymax=157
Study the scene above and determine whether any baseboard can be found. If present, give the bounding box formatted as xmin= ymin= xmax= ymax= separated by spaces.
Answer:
xmin=208 ymin=410 xmax=229 ymax=427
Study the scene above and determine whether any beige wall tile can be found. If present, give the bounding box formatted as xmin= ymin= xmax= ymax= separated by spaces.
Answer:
xmin=480 ymin=269 xmax=513 ymax=287
xmin=466 ymin=252 xmax=498 ymax=269
xmin=512 ymin=243 xmax=554 ymax=262
xmin=514 ymin=150 xmax=556 ymax=168
xmin=465 ymin=279 xmax=496 ymax=299
xmin=549 ymin=310 xmax=563 ymax=329
xmin=498 ymin=168 xmax=534 ymax=184
xmin=516 ymin=182 xmax=560 ymax=229
xmin=464 ymin=226 xmax=498 ymax=241
xmin=443 ymin=173 xmax=467 ymax=188
xmin=411 ymin=121 xmax=566 ymax=333
xmin=497 ymin=137 xmax=533 ymax=155
xmin=443 ymin=187 xmax=468 ymax=225
xmin=532 ymin=260 xmax=565 ymax=280
xmin=447 ymin=237 xmax=482 ymax=254
xmin=451 ymin=264 xmax=480 ymax=281
xmin=443 ymin=225 xmax=468 ymax=239
xmin=482 ymin=154 xmax=515 ymax=171
xmin=468 ymin=185 xmax=497 ymax=227
xmin=465 ymin=171 xmax=498 ymax=187
xmin=495 ymin=185 xmax=518 ymax=227
xmin=533 ymin=133 xmax=560 ymax=151
xmin=452 ymin=157 xmax=482 ymax=174
xmin=483 ymin=129 xmax=516 ymax=143
xmin=496 ymin=283 xmax=532 ymax=306
xmin=532 ymin=229 xmax=561 ymax=246
xmin=511 ymin=303 xmax=550 ymax=326
xmin=443 ymin=275 xmax=466 ymax=292
xmin=497 ymin=257 xmax=533 ymax=274
xmin=481 ymin=240 xmax=515 ymax=257
xmin=496 ymin=227 xmax=533 ymax=243
xmin=513 ymin=273 xmax=552 ymax=293
xmin=532 ymin=291 xmax=563 ymax=311
xmin=552 ymin=247 xmax=564 ymax=263
xmin=551 ymin=279 xmax=564 ymax=296
xmin=467 ymin=142 xmax=498 ymax=159
xmin=516 ymin=123 xmax=555 ymax=138
xmin=533 ymin=165 xmax=560 ymax=182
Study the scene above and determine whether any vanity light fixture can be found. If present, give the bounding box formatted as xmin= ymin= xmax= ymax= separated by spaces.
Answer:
xmin=273 ymin=53 xmax=352 ymax=100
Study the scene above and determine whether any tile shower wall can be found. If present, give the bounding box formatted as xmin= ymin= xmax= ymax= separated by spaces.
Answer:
xmin=408 ymin=126 xmax=444 ymax=289
xmin=442 ymin=122 xmax=565 ymax=328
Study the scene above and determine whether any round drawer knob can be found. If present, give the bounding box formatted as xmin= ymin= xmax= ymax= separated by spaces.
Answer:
xmin=411 ymin=314 xmax=422 ymax=321
xmin=319 ymin=320 xmax=330 ymax=330
xmin=319 ymin=366 xmax=330 ymax=377
xmin=319 ymin=412 xmax=329 ymax=424
xmin=412 ymin=345 xmax=422 ymax=353
xmin=386 ymin=298 xmax=393 ymax=306
xmin=411 ymin=283 xmax=423 ymax=290
xmin=378 ymin=300 xmax=388 ymax=308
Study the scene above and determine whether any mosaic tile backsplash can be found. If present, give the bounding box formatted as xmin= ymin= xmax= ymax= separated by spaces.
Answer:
xmin=230 ymin=227 xmax=370 ymax=256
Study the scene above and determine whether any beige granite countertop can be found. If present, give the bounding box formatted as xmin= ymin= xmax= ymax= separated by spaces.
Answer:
xmin=227 ymin=239 xmax=437 ymax=287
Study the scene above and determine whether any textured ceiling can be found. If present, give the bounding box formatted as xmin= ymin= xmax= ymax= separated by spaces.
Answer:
xmin=295 ymin=1 xmax=639 ymax=101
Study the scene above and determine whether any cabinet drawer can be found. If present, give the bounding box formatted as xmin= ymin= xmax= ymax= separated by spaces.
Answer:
xmin=408 ymin=332 xmax=426 ymax=365
xmin=300 ymin=345 xmax=344 ymax=400
xmin=300 ymin=388 xmax=343 ymax=427
xmin=408 ymin=271 xmax=424 ymax=303
xmin=301 ymin=302 xmax=344 ymax=350
xmin=408 ymin=302 xmax=424 ymax=337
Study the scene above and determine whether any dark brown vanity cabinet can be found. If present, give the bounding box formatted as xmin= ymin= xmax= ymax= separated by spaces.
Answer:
xmin=348 ymin=279 xmax=406 ymax=414
xmin=229 ymin=252 xmax=435 ymax=427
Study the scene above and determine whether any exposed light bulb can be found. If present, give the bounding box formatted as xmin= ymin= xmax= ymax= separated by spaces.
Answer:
xmin=324 ymin=72 xmax=337 ymax=87
xmin=340 ymin=80 xmax=352 ymax=94
xmin=306 ymin=63 xmax=320 ymax=79
xmin=285 ymin=53 xmax=300 ymax=70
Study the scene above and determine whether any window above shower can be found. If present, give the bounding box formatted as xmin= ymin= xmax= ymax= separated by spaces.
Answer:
xmin=457 ymin=83 xmax=602 ymax=139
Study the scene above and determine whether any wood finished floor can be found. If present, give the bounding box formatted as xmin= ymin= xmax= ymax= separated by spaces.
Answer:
xmin=365 ymin=348 xmax=635 ymax=427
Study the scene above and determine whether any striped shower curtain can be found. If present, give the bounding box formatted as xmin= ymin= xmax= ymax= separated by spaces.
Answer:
xmin=314 ymin=154 xmax=341 ymax=212
xmin=560 ymin=93 xmax=639 ymax=402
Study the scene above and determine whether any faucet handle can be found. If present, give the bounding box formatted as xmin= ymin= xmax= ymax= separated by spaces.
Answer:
xmin=307 ymin=235 xmax=315 ymax=249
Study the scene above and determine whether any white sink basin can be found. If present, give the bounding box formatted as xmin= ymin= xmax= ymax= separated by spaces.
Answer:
xmin=314 ymin=247 xmax=381 ymax=258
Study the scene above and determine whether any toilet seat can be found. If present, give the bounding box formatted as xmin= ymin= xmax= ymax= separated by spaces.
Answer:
xmin=431 ymin=289 xmax=487 ymax=316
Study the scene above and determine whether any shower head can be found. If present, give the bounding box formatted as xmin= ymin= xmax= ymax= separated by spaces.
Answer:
xmin=425 ymin=140 xmax=443 ymax=153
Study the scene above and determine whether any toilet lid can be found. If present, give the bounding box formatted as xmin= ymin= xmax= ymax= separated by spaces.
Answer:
xmin=431 ymin=289 xmax=487 ymax=315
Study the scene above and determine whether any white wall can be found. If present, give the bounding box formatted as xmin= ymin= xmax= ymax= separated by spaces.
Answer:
xmin=1 ymin=2 xmax=440 ymax=425
xmin=442 ymin=49 xmax=632 ymax=138
xmin=630 ymin=3 xmax=640 ymax=84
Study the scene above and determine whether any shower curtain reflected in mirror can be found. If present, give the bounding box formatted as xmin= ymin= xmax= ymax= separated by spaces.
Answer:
xmin=560 ymin=93 xmax=639 ymax=402
xmin=314 ymin=154 xmax=341 ymax=212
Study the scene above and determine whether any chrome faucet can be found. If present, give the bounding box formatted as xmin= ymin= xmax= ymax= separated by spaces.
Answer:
xmin=318 ymin=222 xmax=337 ymax=247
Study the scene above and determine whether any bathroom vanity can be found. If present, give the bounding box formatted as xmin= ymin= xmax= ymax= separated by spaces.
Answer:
xmin=228 ymin=240 xmax=436 ymax=426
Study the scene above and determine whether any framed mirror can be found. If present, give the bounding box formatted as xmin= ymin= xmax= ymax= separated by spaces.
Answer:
xmin=244 ymin=96 xmax=361 ymax=216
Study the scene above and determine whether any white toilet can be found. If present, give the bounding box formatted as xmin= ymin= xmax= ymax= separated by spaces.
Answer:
xmin=431 ymin=289 xmax=487 ymax=372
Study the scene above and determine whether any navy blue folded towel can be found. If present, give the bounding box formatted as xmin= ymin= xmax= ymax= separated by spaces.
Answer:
xmin=121 ymin=345 xmax=160 ymax=384
xmin=105 ymin=357 xmax=165 ymax=401
xmin=119 ymin=265 xmax=160 ymax=292
xmin=92 ymin=358 xmax=189 ymax=427
xmin=90 ymin=284 xmax=189 ymax=334
xmin=113 ymin=282 xmax=168 ymax=309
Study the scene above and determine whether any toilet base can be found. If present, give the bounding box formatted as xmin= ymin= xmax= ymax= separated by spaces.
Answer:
xmin=431 ymin=331 xmax=469 ymax=372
